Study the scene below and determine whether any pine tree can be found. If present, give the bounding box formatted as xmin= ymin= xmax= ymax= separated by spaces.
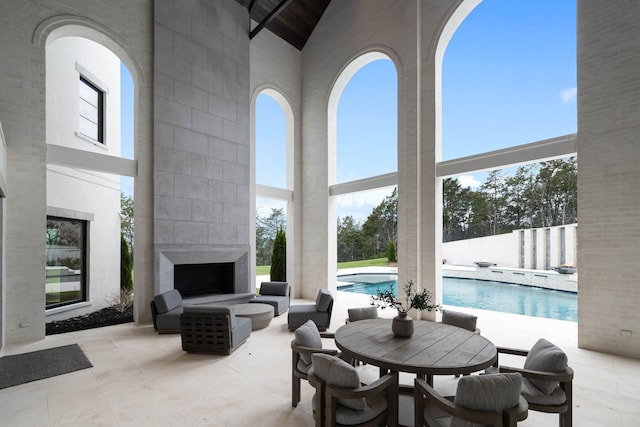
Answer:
xmin=270 ymin=226 xmax=286 ymax=281
xmin=121 ymin=234 xmax=133 ymax=291
xmin=386 ymin=241 xmax=397 ymax=262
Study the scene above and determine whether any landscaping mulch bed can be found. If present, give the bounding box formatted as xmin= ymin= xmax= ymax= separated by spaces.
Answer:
xmin=46 ymin=305 xmax=133 ymax=335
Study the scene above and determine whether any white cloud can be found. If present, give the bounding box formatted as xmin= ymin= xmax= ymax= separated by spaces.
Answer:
xmin=335 ymin=187 xmax=395 ymax=221
xmin=561 ymin=87 xmax=577 ymax=103
xmin=336 ymin=189 xmax=385 ymax=208
xmin=458 ymin=175 xmax=481 ymax=189
xmin=256 ymin=198 xmax=287 ymax=217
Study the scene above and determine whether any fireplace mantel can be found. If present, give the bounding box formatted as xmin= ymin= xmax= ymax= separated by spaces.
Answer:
xmin=155 ymin=247 xmax=250 ymax=296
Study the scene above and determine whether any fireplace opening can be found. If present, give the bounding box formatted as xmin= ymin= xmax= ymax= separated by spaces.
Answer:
xmin=174 ymin=262 xmax=234 ymax=297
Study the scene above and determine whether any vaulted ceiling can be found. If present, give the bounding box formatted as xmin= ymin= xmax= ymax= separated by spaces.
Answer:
xmin=234 ymin=0 xmax=332 ymax=50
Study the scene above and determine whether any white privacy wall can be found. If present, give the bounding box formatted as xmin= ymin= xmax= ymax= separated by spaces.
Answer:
xmin=443 ymin=224 xmax=577 ymax=270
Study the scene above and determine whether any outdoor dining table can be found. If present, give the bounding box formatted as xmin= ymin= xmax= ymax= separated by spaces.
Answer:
xmin=334 ymin=318 xmax=498 ymax=426
xmin=334 ymin=318 xmax=497 ymax=385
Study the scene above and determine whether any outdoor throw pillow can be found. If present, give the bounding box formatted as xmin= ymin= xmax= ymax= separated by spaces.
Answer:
xmin=311 ymin=353 xmax=366 ymax=411
xmin=295 ymin=319 xmax=322 ymax=365
xmin=451 ymin=373 xmax=522 ymax=427
xmin=259 ymin=281 xmax=289 ymax=296
xmin=153 ymin=289 xmax=182 ymax=313
xmin=523 ymin=338 xmax=568 ymax=394
xmin=315 ymin=289 xmax=333 ymax=312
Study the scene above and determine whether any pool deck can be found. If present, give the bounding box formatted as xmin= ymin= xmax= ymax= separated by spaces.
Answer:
xmin=2 ymin=282 xmax=636 ymax=426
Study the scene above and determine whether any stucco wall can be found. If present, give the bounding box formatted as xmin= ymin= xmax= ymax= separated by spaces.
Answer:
xmin=45 ymin=37 xmax=122 ymax=322
xmin=443 ymin=224 xmax=578 ymax=270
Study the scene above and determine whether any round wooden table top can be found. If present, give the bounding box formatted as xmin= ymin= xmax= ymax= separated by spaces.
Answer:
xmin=334 ymin=318 xmax=497 ymax=376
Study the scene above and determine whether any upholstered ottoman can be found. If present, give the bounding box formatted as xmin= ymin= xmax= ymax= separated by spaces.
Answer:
xmin=233 ymin=303 xmax=274 ymax=330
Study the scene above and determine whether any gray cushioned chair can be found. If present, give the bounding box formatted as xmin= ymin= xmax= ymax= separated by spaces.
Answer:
xmin=288 ymin=288 xmax=334 ymax=331
xmin=441 ymin=309 xmax=480 ymax=378
xmin=150 ymin=289 xmax=184 ymax=333
xmin=414 ymin=373 xmax=528 ymax=427
xmin=291 ymin=320 xmax=342 ymax=407
xmin=180 ymin=305 xmax=251 ymax=355
xmin=487 ymin=338 xmax=573 ymax=427
xmin=251 ymin=281 xmax=290 ymax=316
xmin=344 ymin=306 xmax=378 ymax=366
xmin=309 ymin=353 xmax=398 ymax=427
xmin=441 ymin=309 xmax=480 ymax=334
xmin=345 ymin=306 xmax=379 ymax=324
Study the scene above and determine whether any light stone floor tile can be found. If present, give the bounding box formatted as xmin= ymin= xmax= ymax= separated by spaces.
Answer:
xmin=0 ymin=289 xmax=639 ymax=426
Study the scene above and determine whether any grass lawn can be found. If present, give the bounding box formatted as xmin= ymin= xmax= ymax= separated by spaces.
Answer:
xmin=256 ymin=258 xmax=390 ymax=275
xmin=256 ymin=265 xmax=270 ymax=276
xmin=337 ymin=258 xmax=389 ymax=269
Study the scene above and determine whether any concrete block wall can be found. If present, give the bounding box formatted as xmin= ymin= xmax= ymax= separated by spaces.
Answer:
xmin=153 ymin=0 xmax=251 ymax=294
xmin=577 ymin=1 xmax=640 ymax=358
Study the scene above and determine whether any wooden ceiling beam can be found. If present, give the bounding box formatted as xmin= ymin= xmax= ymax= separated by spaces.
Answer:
xmin=249 ymin=0 xmax=294 ymax=40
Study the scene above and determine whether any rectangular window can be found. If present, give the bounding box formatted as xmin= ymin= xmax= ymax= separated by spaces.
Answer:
xmin=79 ymin=76 xmax=104 ymax=143
xmin=46 ymin=217 xmax=87 ymax=308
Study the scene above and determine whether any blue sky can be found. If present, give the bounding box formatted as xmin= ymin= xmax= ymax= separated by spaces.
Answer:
xmin=120 ymin=63 xmax=134 ymax=197
xmin=122 ymin=1 xmax=577 ymax=220
xmin=256 ymin=1 xmax=577 ymax=221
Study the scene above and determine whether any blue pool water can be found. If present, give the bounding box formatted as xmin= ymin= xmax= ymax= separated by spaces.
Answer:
xmin=337 ymin=274 xmax=577 ymax=322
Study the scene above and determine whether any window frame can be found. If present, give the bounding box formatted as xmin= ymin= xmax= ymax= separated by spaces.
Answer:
xmin=45 ymin=216 xmax=88 ymax=309
xmin=78 ymin=74 xmax=105 ymax=144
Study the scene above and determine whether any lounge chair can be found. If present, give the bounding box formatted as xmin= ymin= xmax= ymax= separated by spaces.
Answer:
xmin=250 ymin=281 xmax=290 ymax=316
xmin=180 ymin=305 xmax=251 ymax=355
xmin=288 ymin=288 xmax=334 ymax=331
xmin=150 ymin=289 xmax=184 ymax=333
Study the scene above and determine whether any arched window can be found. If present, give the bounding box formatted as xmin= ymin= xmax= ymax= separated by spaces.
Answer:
xmin=329 ymin=54 xmax=398 ymax=266
xmin=438 ymin=1 xmax=577 ymax=285
xmin=254 ymin=89 xmax=294 ymax=279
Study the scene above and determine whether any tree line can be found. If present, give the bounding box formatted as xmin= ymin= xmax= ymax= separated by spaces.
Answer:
xmin=255 ymin=157 xmax=577 ymax=264
xmin=443 ymin=157 xmax=577 ymax=241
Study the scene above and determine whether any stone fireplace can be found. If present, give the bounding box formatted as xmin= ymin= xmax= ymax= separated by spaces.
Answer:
xmin=155 ymin=247 xmax=251 ymax=298
xmin=173 ymin=262 xmax=234 ymax=297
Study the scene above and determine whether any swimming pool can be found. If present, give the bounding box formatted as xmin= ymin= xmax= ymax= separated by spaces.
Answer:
xmin=337 ymin=274 xmax=577 ymax=322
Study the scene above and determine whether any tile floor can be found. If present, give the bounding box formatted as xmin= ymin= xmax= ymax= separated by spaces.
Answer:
xmin=1 ymin=290 xmax=639 ymax=426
